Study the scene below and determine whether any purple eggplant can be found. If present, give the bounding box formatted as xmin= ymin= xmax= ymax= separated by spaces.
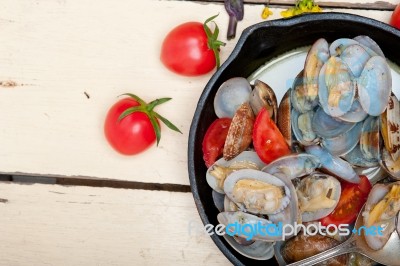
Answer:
xmin=225 ymin=0 xmax=244 ymax=40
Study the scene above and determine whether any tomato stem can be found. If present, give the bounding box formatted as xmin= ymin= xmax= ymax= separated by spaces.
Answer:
xmin=203 ymin=14 xmax=226 ymax=69
xmin=118 ymin=94 xmax=182 ymax=146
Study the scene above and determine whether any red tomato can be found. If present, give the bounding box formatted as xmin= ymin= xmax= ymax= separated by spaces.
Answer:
xmin=202 ymin=118 xmax=232 ymax=167
xmin=104 ymin=94 xmax=181 ymax=155
xmin=104 ymin=98 xmax=156 ymax=155
xmin=390 ymin=4 xmax=400 ymax=30
xmin=320 ymin=175 xmax=372 ymax=226
xmin=160 ymin=15 xmax=224 ymax=76
xmin=253 ymin=108 xmax=291 ymax=164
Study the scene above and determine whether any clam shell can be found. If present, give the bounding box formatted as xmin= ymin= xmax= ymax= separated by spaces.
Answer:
xmin=337 ymin=99 xmax=368 ymax=123
xmin=303 ymin=39 xmax=329 ymax=111
xmin=343 ymin=144 xmax=379 ymax=168
xmin=360 ymin=116 xmax=381 ymax=161
xmin=321 ymin=121 xmax=362 ymax=156
xmin=312 ymin=107 xmax=355 ymax=139
xmin=319 ymin=56 xmax=355 ymax=117
xmin=381 ymin=95 xmax=400 ymax=162
xmin=340 ymin=44 xmax=370 ymax=78
xmin=206 ymin=151 xmax=266 ymax=194
xmin=277 ymin=89 xmax=292 ymax=147
xmin=329 ymin=38 xmax=359 ymax=56
xmin=223 ymin=102 xmax=254 ymax=161
xmin=291 ymin=108 xmax=319 ymax=146
xmin=212 ymin=190 xmax=225 ymax=212
xmin=297 ymin=173 xmax=341 ymax=222
xmin=224 ymin=169 xmax=291 ymax=215
xmin=217 ymin=211 xmax=282 ymax=241
xmin=354 ymin=35 xmax=385 ymax=57
xmin=358 ymin=56 xmax=392 ymax=116
xmin=222 ymin=235 xmax=275 ymax=260
xmin=262 ymin=153 xmax=321 ymax=180
xmin=305 ymin=145 xmax=360 ymax=183
xmin=214 ymin=77 xmax=252 ymax=118
xmin=250 ymin=80 xmax=277 ymax=121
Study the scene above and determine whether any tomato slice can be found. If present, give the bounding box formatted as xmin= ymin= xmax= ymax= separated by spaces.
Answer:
xmin=320 ymin=175 xmax=372 ymax=226
xmin=253 ymin=108 xmax=291 ymax=164
xmin=202 ymin=118 xmax=232 ymax=167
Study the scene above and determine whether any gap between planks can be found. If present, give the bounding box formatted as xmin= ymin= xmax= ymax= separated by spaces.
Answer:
xmin=0 ymin=174 xmax=191 ymax=193
xmin=189 ymin=0 xmax=397 ymax=11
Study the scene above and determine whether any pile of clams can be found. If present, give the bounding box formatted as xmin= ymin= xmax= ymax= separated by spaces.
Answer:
xmin=204 ymin=35 xmax=400 ymax=264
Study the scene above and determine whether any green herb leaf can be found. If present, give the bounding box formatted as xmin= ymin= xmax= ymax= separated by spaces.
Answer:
xmin=149 ymin=114 xmax=161 ymax=146
xmin=147 ymin=98 xmax=172 ymax=111
xmin=154 ymin=112 xmax=183 ymax=134
xmin=120 ymin=93 xmax=146 ymax=106
xmin=118 ymin=106 xmax=143 ymax=121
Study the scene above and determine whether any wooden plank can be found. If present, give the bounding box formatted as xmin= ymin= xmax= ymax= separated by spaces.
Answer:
xmin=0 ymin=182 xmax=230 ymax=265
xmin=0 ymin=0 xmax=393 ymax=185
xmin=196 ymin=0 xmax=397 ymax=11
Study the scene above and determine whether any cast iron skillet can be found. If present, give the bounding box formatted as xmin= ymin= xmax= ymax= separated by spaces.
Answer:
xmin=188 ymin=12 xmax=400 ymax=266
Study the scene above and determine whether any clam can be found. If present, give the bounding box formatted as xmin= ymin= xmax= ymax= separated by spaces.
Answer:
xmin=360 ymin=116 xmax=381 ymax=161
xmin=277 ymin=89 xmax=292 ymax=147
xmin=223 ymin=102 xmax=254 ymax=160
xmin=337 ymin=99 xmax=368 ymax=123
xmin=222 ymin=234 xmax=275 ymax=260
xmin=305 ymin=145 xmax=360 ymax=183
xmin=217 ymin=211 xmax=282 ymax=241
xmin=381 ymin=95 xmax=400 ymax=162
xmin=358 ymin=56 xmax=392 ymax=116
xmin=262 ymin=153 xmax=321 ymax=180
xmin=319 ymin=56 xmax=356 ymax=117
xmin=362 ymin=182 xmax=400 ymax=250
xmin=214 ymin=77 xmax=252 ymax=118
xmin=302 ymin=38 xmax=330 ymax=112
xmin=312 ymin=107 xmax=355 ymax=139
xmin=250 ymin=79 xmax=278 ymax=121
xmin=296 ymin=173 xmax=341 ymax=222
xmin=224 ymin=195 xmax=239 ymax=212
xmin=224 ymin=169 xmax=291 ymax=215
xmin=280 ymin=234 xmax=348 ymax=265
xmin=380 ymin=148 xmax=400 ymax=181
xmin=343 ymin=144 xmax=379 ymax=168
xmin=321 ymin=121 xmax=362 ymax=156
xmin=329 ymin=38 xmax=359 ymax=56
xmin=268 ymin=172 xmax=301 ymax=238
xmin=212 ymin=190 xmax=225 ymax=212
xmin=206 ymin=151 xmax=265 ymax=194
xmin=354 ymin=35 xmax=385 ymax=57
xmin=340 ymin=44 xmax=370 ymax=78
xmin=291 ymin=71 xmax=316 ymax=114
xmin=291 ymin=109 xmax=319 ymax=146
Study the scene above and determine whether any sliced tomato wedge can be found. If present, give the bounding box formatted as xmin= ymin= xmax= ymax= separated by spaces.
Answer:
xmin=253 ymin=108 xmax=290 ymax=164
xmin=320 ymin=175 xmax=372 ymax=226
xmin=202 ymin=118 xmax=232 ymax=167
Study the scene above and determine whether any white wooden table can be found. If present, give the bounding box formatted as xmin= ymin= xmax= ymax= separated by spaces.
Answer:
xmin=0 ymin=0 xmax=397 ymax=265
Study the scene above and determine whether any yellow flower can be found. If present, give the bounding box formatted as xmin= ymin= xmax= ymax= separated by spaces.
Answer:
xmin=262 ymin=7 xmax=273 ymax=19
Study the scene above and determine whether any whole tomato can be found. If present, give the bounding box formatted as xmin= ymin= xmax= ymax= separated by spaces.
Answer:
xmin=161 ymin=15 xmax=225 ymax=76
xmin=104 ymin=94 xmax=181 ymax=155
xmin=390 ymin=4 xmax=400 ymax=30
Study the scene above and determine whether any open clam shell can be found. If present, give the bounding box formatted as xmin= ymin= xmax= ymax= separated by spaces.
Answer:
xmin=354 ymin=35 xmax=385 ymax=57
xmin=381 ymin=95 xmax=400 ymax=162
xmin=206 ymin=151 xmax=266 ymax=194
xmin=297 ymin=173 xmax=341 ymax=222
xmin=224 ymin=169 xmax=291 ymax=215
xmin=360 ymin=115 xmax=381 ymax=161
xmin=291 ymin=109 xmax=319 ymax=146
xmin=312 ymin=107 xmax=356 ymax=139
xmin=340 ymin=44 xmax=371 ymax=78
xmin=217 ymin=211 xmax=282 ymax=242
xmin=222 ymin=235 xmax=275 ymax=260
xmin=321 ymin=121 xmax=362 ymax=156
